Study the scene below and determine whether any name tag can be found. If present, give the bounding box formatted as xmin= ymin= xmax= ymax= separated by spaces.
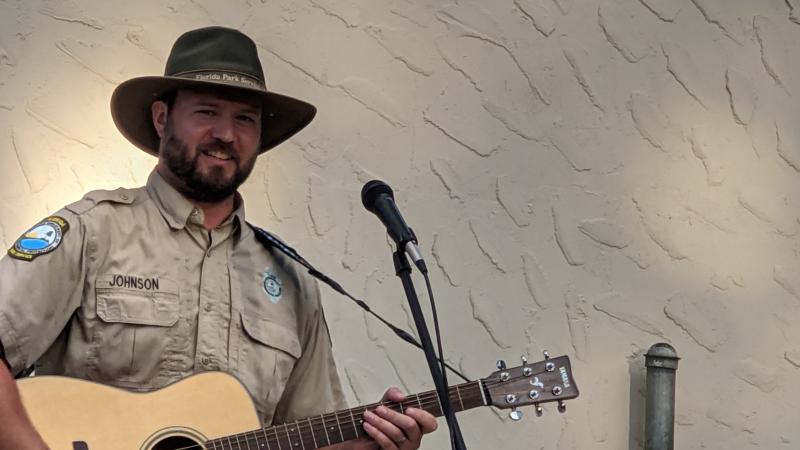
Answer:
xmin=96 ymin=274 xmax=178 ymax=294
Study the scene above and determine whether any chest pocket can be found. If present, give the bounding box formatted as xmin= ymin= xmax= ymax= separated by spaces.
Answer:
xmin=236 ymin=311 xmax=301 ymax=423
xmin=91 ymin=275 xmax=180 ymax=386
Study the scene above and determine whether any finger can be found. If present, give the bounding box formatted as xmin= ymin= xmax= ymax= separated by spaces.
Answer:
xmin=363 ymin=420 xmax=400 ymax=450
xmin=365 ymin=409 xmax=410 ymax=446
xmin=405 ymin=407 xmax=439 ymax=434
xmin=381 ymin=387 xmax=407 ymax=402
xmin=375 ymin=405 xmax=421 ymax=443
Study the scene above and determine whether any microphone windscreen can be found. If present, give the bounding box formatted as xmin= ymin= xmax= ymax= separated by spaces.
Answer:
xmin=361 ymin=180 xmax=394 ymax=212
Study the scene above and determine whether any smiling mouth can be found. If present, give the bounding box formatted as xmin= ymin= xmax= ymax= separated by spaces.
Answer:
xmin=201 ymin=149 xmax=233 ymax=161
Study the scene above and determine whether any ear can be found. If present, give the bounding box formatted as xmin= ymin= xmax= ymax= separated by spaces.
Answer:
xmin=152 ymin=101 xmax=168 ymax=138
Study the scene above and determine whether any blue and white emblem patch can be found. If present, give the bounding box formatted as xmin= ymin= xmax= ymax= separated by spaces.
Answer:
xmin=8 ymin=216 xmax=69 ymax=261
xmin=262 ymin=269 xmax=283 ymax=303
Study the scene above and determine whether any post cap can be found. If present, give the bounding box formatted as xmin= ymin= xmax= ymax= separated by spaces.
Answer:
xmin=645 ymin=343 xmax=679 ymax=370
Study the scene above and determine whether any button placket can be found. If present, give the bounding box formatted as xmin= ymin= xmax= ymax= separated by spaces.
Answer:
xmin=194 ymin=230 xmax=233 ymax=372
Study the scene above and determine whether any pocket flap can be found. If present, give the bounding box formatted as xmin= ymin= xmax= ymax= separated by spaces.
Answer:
xmin=96 ymin=275 xmax=180 ymax=326
xmin=241 ymin=312 xmax=301 ymax=359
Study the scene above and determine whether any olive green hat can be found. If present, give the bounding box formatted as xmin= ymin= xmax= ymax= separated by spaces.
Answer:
xmin=111 ymin=26 xmax=316 ymax=156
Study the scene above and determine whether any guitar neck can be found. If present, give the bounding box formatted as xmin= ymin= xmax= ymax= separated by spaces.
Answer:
xmin=205 ymin=380 xmax=487 ymax=450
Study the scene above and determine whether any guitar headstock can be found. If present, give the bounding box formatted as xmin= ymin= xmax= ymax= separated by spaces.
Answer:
xmin=482 ymin=353 xmax=579 ymax=419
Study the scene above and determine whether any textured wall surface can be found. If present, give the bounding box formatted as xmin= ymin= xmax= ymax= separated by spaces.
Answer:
xmin=1 ymin=0 xmax=799 ymax=448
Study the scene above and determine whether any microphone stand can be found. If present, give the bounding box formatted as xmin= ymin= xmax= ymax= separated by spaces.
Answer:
xmin=392 ymin=249 xmax=467 ymax=450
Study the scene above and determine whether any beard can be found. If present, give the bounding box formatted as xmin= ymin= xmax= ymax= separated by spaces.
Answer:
xmin=159 ymin=117 xmax=257 ymax=203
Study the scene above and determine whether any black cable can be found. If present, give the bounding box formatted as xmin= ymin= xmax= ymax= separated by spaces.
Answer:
xmin=422 ymin=269 xmax=454 ymax=443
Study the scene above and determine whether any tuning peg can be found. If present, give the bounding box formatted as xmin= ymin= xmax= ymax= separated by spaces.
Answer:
xmin=521 ymin=354 xmax=528 ymax=364
xmin=535 ymin=404 xmax=543 ymax=417
xmin=558 ymin=401 xmax=567 ymax=413
xmin=543 ymin=350 xmax=550 ymax=360
xmin=496 ymin=360 xmax=507 ymax=370
xmin=509 ymin=408 xmax=523 ymax=421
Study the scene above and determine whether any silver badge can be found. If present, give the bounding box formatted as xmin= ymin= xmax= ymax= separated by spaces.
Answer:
xmin=262 ymin=269 xmax=283 ymax=303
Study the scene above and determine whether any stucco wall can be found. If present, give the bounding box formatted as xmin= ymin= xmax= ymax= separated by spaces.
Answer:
xmin=1 ymin=0 xmax=799 ymax=448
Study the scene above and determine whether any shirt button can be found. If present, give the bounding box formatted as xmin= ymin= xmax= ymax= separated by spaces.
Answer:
xmin=201 ymin=357 xmax=210 ymax=365
xmin=204 ymin=303 xmax=212 ymax=312
xmin=206 ymin=250 xmax=212 ymax=258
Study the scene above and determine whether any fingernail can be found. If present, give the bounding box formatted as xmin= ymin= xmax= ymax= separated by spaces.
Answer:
xmin=377 ymin=406 xmax=387 ymax=414
xmin=364 ymin=410 xmax=375 ymax=420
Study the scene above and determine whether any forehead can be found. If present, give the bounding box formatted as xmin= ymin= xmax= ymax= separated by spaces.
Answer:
xmin=175 ymin=87 xmax=262 ymax=111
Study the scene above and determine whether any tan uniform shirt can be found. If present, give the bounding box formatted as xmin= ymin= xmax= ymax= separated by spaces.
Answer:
xmin=0 ymin=170 xmax=346 ymax=425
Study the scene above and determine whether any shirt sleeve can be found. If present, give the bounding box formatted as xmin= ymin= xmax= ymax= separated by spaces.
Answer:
xmin=272 ymin=276 xmax=348 ymax=423
xmin=0 ymin=210 xmax=86 ymax=375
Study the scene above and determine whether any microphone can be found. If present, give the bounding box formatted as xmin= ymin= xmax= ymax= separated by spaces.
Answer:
xmin=361 ymin=180 xmax=427 ymax=272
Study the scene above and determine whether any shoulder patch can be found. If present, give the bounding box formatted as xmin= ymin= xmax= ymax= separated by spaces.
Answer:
xmin=8 ymin=216 xmax=70 ymax=261
xmin=65 ymin=188 xmax=137 ymax=215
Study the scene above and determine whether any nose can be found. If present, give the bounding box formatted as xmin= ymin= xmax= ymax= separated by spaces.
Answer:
xmin=210 ymin=115 xmax=235 ymax=144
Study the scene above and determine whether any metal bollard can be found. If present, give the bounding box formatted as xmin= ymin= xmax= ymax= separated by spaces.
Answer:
xmin=644 ymin=343 xmax=679 ymax=450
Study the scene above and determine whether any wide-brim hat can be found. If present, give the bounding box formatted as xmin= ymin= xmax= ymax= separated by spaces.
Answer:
xmin=111 ymin=26 xmax=316 ymax=156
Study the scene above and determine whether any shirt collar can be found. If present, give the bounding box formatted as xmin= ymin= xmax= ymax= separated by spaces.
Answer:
xmin=146 ymin=170 xmax=246 ymax=236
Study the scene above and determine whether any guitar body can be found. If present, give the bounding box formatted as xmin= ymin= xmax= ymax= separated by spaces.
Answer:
xmin=18 ymin=372 xmax=260 ymax=450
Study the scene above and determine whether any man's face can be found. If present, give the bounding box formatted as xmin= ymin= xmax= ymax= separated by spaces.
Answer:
xmin=155 ymin=88 xmax=262 ymax=202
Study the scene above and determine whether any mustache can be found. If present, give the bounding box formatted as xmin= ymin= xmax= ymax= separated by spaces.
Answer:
xmin=197 ymin=141 xmax=236 ymax=158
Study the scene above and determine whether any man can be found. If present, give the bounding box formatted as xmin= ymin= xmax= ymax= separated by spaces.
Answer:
xmin=0 ymin=26 xmax=436 ymax=449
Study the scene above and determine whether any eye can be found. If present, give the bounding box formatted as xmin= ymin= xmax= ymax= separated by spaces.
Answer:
xmin=238 ymin=115 xmax=258 ymax=124
xmin=197 ymin=109 xmax=216 ymax=117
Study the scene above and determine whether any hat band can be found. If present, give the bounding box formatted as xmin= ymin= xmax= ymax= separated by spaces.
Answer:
xmin=173 ymin=70 xmax=266 ymax=90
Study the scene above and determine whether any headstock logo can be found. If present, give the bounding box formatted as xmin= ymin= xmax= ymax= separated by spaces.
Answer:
xmin=560 ymin=366 xmax=571 ymax=388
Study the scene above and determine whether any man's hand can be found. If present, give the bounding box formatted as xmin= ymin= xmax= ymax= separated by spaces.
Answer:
xmin=340 ymin=387 xmax=438 ymax=450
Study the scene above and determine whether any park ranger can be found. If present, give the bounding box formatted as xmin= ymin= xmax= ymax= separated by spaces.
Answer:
xmin=0 ymin=26 xmax=436 ymax=450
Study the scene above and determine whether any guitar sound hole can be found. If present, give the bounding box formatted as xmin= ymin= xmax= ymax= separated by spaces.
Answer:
xmin=152 ymin=436 xmax=201 ymax=450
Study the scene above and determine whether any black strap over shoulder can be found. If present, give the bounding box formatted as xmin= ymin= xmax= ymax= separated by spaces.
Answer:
xmin=245 ymin=223 xmax=470 ymax=381
xmin=249 ymin=223 xmax=314 ymax=271
xmin=248 ymin=223 xmax=349 ymax=295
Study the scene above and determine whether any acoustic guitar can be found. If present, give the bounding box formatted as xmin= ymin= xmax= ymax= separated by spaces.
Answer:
xmin=18 ymin=355 xmax=578 ymax=450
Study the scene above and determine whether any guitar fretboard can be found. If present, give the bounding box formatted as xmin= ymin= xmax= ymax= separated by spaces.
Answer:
xmin=205 ymin=380 xmax=486 ymax=450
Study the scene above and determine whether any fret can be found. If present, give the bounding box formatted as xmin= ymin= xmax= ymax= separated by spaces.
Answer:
xmin=348 ymin=407 xmax=360 ymax=439
xmin=307 ymin=417 xmax=318 ymax=449
xmin=283 ymin=423 xmax=293 ymax=450
xmin=455 ymin=384 xmax=464 ymax=411
xmin=320 ymin=414 xmax=331 ymax=447
xmin=289 ymin=423 xmax=305 ymax=450
xmin=334 ymin=410 xmax=345 ymax=442
xmin=478 ymin=379 xmax=488 ymax=406
xmin=273 ymin=426 xmax=282 ymax=450
xmin=417 ymin=395 xmax=423 ymax=410
xmin=227 ymin=435 xmax=234 ymax=449
xmin=245 ymin=432 xmax=254 ymax=450
xmin=261 ymin=428 xmax=272 ymax=450
xmin=399 ymin=400 xmax=404 ymax=414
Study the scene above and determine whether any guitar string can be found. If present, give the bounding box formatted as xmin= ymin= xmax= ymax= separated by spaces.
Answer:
xmin=170 ymin=390 xmax=474 ymax=450
xmin=174 ymin=373 xmax=559 ymax=450
xmin=170 ymin=370 xmax=563 ymax=450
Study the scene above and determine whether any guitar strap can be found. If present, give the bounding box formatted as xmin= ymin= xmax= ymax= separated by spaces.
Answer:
xmin=248 ymin=223 xmax=344 ymax=292
xmin=245 ymin=227 xmax=473 ymax=397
